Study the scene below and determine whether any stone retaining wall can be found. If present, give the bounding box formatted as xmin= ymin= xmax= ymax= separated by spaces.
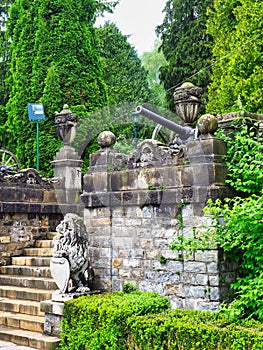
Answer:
xmin=0 ymin=169 xmax=63 ymax=265
xmin=82 ymin=187 xmax=236 ymax=312
xmin=80 ymin=135 xmax=237 ymax=311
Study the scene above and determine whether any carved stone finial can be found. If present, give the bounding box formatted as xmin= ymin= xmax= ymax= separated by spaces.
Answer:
xmin=55 ymin=105 xmax=78 ymax=146
xmin=174 ymin=82 xmax=203 ymax=127
xmin=197 ymin=114 xmax=218 ymax=135
xmin=98 ymin=131 xmax=116 ymax=148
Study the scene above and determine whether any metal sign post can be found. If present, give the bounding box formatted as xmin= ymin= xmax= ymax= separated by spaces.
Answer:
xmin=27 ymin=103 xmax=45 ymax=171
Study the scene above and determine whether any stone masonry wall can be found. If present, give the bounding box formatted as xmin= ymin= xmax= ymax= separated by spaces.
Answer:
xmin=83 ymin=190 xmax=237 ymax=312
xmin=0 ymin=207 xmax=63 ymax=266
xmin=81 ymin=134 xmax=238 ymax=312
xmin=0 ymin=171 xmax=64 ymax=265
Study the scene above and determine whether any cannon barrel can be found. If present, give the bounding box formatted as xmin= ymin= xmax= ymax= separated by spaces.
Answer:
xmin=135 ymin=105 xmax=196 ymax=141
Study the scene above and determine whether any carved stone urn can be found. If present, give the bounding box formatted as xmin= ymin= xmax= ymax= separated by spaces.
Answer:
xmin=174 ymin=82 xmax=203 ymax=127
xmin=55 ymin=104 xmax=78 ymax=146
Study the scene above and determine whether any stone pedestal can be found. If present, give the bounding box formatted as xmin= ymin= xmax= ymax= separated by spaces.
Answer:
xmin=52 ymin=146 xmax=83 ymax=213
xmin=41 ymin=300 xmax=64 ymax=336
xmin=41 ymin=290 xmax=101 ymax=336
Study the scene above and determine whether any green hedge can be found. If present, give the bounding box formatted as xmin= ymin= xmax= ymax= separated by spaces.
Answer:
xmin=127 ymin=309 xmax=263 ymax=350
xmin=59 ymin=292 xmax=263 ymax=350
xmin=59 ymin=291 xmax=170 ymax=350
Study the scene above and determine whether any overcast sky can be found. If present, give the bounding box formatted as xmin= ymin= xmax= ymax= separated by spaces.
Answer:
xmin=96 ymin=0 xmax=167 ymax=55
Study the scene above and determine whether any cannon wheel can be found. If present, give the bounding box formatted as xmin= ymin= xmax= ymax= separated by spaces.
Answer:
xmin=0 ymin=149 xmax=21 ymax=172
xmin=151 ymin=124 xmax=175 ymax=145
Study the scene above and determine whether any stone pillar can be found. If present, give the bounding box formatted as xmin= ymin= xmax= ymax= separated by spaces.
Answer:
xmin=51 ymin=105 xmax=83 ymax=213
xmin=82 ymin=131 xmax=122 ymax=291
xmin=52 ymin=145 xmax=83 ymax=208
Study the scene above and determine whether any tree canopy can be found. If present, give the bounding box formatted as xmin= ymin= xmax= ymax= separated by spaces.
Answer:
xmin=2 ymin=0 xmax=108 ymax=175
xmin=156 ymin=0 xmax=213 ymax=113
xmin=96 ymin=22 xmax=151 ymax=106
xmin=206 ymin=0 xmax=263 ymax=114
xmin=140 ymin=40 xmax=167 ymax=108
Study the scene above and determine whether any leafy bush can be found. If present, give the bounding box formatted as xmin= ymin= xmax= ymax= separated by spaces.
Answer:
xmin=204 ymin=196 xmax=263 ymax=321
xmin=216 ymin=119 xmax=263 ymax=195
xmin=127 ymin=309 xmax=263 ymax=350
xmin=59 ymin=295 xmax=263 ymax=350
xmin=122 ymin=282 xmax=140 ymax=293
xmin=170 ymin=119 xmax=263 ymax=321
xmin=59 ymin=291 xmax=170 ymax=350
xmin=171 ymin=194 xmax=263 ymax=321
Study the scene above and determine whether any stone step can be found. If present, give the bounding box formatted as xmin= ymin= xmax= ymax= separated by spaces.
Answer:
xmin=0 ymin=275 xmax=56 ymax=290
xmin=0 ymin=325 xmax=60 ymax=350
xmin=12 ymin=257 xmax=51 ymax=267
xmin=0 ymin=286 xmax=54 ymax=302
xmin=0 ymin=298 xmax=44 ymax=317
xmin=24 ymin=248 xmax=53 ymax=257
xmin=47 ymin=232 xmax=57 ymax=240
xmin=0 ymin=233 xmax=60 ymax=349
xmin=0 ymin=312 xmax=44 ymax=333
xmin=0 ymin=266 xmax=52 ymax=278
xmin=35 ymin=240 xmax=53 ymax=249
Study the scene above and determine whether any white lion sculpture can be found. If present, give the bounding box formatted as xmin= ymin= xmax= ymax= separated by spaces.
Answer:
xmin=50 ymin=213 xmax=92 ymax=294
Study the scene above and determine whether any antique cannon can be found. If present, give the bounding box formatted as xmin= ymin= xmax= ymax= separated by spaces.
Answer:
xmin=135 ymin=105 xmax=197 ymax=145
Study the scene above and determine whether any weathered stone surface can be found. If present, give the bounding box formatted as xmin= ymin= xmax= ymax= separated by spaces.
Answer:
xmin=0 ymin=206 xmax=63 ymax=265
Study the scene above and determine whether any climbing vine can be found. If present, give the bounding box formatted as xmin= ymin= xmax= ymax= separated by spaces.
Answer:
xmin=170 ymin=120 xmax=263 ymax=321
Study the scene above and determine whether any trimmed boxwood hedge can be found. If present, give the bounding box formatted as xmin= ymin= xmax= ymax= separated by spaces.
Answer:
xmin=59 ymin=292 xmax=263 ymax=350
xmin=59 ymin=291 xmax=170 ymax=350
xmin=127 ymin=309 xmax=263 ymax=350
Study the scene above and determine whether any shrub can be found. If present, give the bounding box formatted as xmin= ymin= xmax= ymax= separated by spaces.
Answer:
xmin=216 ymin=119 xmax=263 ymax=195
xmin=59 ymin=296 xmax=263 ymax=350
xmin=122 ymin=282 xmax=140 ymax=293
xmin=127 ymin=309 xmax=263 ymax=350
xmin=59 ymin=291 xmax=170 ymax=350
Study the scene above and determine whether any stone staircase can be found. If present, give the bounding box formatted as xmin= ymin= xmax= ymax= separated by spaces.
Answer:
xmin=0 ymin=232 xmax=61 ymax=349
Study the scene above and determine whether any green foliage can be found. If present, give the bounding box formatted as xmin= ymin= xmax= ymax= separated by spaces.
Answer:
xmin=171 ymin=195 xmax=263 ymax=321
xmin=216 ymin=120 xmax=263 ymax=195
xmin=170 ymin=119 xmax=263 ymax=321
xmin=95 ymin=0 xmax=119 ymax=15
xmin=96 ymin=22 xmax=151 ymax=106
xmin=159 ymin=255 xmax=167 ymax=265
xmin=140 ymin=40 xmax=167 ymax=108
xmin=60 ymin=294 xmax=263 ymax=350
xmin=127 ymin=309 xmax=263 ymax=349
xmin=59 ymin=291 xmax=170 ymax=350
xmin=204 ymin=196 xmax=263 ymax=321
xmin=122 ymin=282 xmax=139 ymax=293
xmin=156 ymin=0 xmax=213 ymax=113
xmin=2 ymin=0 xmax=108 ymax=175
xmin=206 ymin=0 xmax=263 ymax=114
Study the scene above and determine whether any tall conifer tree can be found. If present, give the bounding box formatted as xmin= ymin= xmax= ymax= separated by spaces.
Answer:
xmin=4 ymin=0 xmax=108 ymax=174
xmin=157 ymin=0 xmax=213 ymax=112
xmin=96 ymin=22 xmax=151 ymax=106
xmin=0 ymin=0 xmax=13 ymax=146
xmin=206 ymin=0 xmax=263 ymax=114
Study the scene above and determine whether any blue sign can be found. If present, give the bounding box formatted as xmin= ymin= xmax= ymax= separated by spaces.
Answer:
xmin=28 ymin=103 xmax=45 ymax=121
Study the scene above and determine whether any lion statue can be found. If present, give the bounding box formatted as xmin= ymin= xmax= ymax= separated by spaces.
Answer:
xmin=50 ymin=213 xmax=92 ymax=294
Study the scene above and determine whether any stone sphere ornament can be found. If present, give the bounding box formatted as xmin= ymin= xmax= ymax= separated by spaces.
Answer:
xmin=98 ymin=131 xmax=116 ymax=148
xmin=197 ymin=114 xmax=218 ymax=135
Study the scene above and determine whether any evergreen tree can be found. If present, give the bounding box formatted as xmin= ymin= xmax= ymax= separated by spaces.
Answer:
xmin=3 ymin=0 xmax=108 ymax=175
xmin=0 ymin=0 xmax=13 ymax=146
xmin=92 ymin=22 xmax=153 ymax=156
xmin=206 ymin=0 xmax=263 ymax=114
xmin=140 ymin=40 xmax=167 ymax=108
xmin=156 ymin=0 xmax=213 ymax=113
xmin=96 ymin=22 xmax=151 ymax=106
